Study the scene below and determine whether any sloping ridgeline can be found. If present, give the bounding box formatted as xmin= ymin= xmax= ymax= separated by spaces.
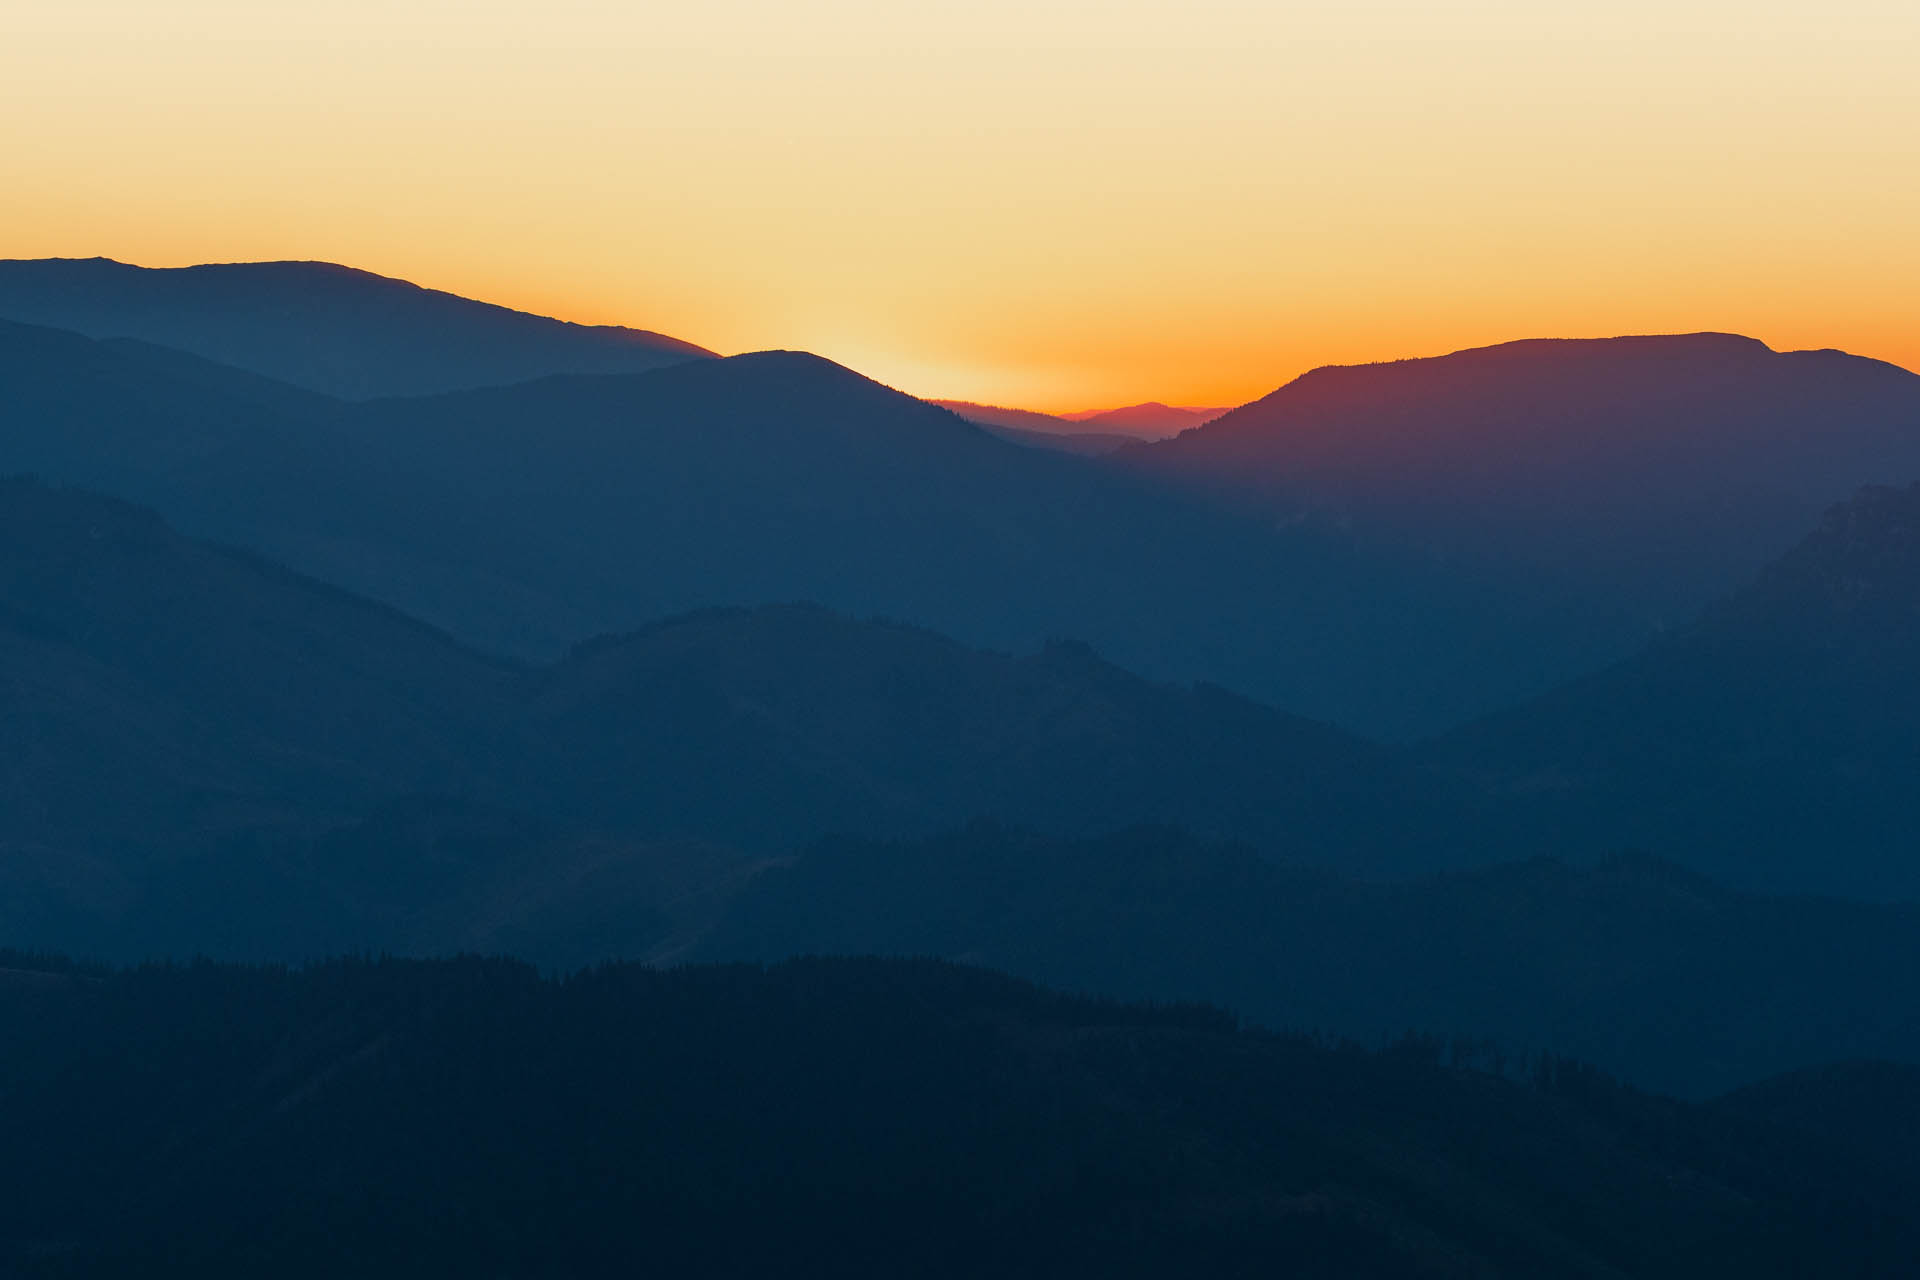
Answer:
xmin=0 ymin=256 xmax=714 ymax=398
xmin=0 ymin=479 xmax=1468 ymax=965
xmin=0 ymin=315 xmax=1652 ymax=736
xmin=1431 ymin=481 xmax=1920 ymax=899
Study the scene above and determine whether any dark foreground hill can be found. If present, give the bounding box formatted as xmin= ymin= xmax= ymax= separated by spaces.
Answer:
xmin=1721 ymin=1061 xmax=1920 ymax=1185
xmin=1127 ymin=334 xmax=1920 ymax=710
xmin=0 ymin=257 xmax=713 ymax=397
xmin=1433 ymin=481 xmax=1920 ymax=899
xmin=3 ymin=951 xmax=1916 ymax=1279
xmin=693 ymin=826 xmax=1920 ymax=1097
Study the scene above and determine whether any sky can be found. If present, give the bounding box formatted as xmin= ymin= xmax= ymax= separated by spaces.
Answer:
xmin=4 ymin=1 xmax=1917 ymax=410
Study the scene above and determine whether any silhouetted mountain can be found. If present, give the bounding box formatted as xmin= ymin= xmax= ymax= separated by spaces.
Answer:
xmin=0 ymin=257 xmax=713 ymax=398
xmin=3 ymin=319 xmax=1549 ymax=734
xmin=1433 ymin=481 xmax=1920 ymax=898
xmin=1126 ymin=334 xmax=1920 ymax=709
xmin=1064 ymin=400 xmax=1229 ymax=435
xmin=695 ymin=826 xmax=1920 ymax=1096
xmin=4 ymin=951 xmax=1917 ymax=1277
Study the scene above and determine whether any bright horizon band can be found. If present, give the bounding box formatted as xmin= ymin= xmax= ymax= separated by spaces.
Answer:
xmin=5 ymin=0 xmax=1916 ymax=410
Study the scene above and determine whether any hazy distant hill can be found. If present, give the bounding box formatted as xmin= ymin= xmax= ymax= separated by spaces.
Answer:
xmin=518 ymin=604 xmax=1460 ymax=866
xmin=929 ymin=399 xmax=1089 ymax=434
xmin=1128 ymin=333 xmax=1920 ymax=671
xmin=1432 ymin=481 xmax=1920 ymax=899
xmin=5 ymin=951 xmax=1917 ymax=1278
xmin=936 ymin=399 xmax=1229 ymax=442
xmin=5 ymin=318 xmax=1542 ymax=734
xmin=19 ymin=310 xmax=1920 ymax=736
xmin=1063 ymin=400 xmax=1229 ymax=436
xmin=0 ymin=477 xmax=515 ymax=845
xmin=984 ymin=423 xmax=1137 ymax=456
xmin=0 ymin=481 xmax=1480 ymax=960
xmin=0 ymin=257 xmax=713 ymax=397
xmin=12 ymin=481 xmax=1920 ymax=1095
xmin=931 ymin=400 xmax=1137 ymax=454
xmin=696 ymin=826 xmax=1920 ymax=1097
xmin=0 ymin=478 xmax=537 ymax=956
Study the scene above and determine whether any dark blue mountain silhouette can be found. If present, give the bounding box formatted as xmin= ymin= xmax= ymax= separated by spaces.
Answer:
xmin=0 ymin=478 xmax=1465 ymax=961
xmin=1433 ymin=481 xmax=1920 ymax=898
xmin=0 ymin=319 xmax=1533 ymax=734
xmin=0 ymin=256 xmax=713 ymax=397
xmin=1127 ymin=333 xmax=1920 ymax=707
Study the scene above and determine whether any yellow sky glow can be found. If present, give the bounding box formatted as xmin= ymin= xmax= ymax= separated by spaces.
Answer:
xmin=4 ymin=1 xmax=1916 ymax=409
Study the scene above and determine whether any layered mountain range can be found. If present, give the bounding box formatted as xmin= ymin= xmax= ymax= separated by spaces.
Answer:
xmin=6 ymin=259 xmax=1920 ymax=1113
xmin=0 ymin=478 xmax=1459 ymax=960
xmin=7 ymin=468 xmax=1920 ymax=1092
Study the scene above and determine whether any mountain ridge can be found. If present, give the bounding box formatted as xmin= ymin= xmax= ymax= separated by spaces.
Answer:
xmin=1429 ymin=479 xmax=1920 ymax=898
xmin=4 ymin=316 xmax=1534 ymax=735
xmin=0 ymin=256 xmax=715 ymax=398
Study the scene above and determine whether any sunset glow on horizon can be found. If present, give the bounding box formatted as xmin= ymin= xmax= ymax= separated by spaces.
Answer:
xmin=6 ymin=0 xmax=1917 ymax=410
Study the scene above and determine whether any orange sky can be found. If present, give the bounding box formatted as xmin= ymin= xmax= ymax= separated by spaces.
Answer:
xmin=4 ymin=1 xmax=1916 ymax=410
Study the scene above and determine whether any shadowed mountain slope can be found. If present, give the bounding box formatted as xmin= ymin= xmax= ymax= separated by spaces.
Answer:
xmin=0 ymin=481 xmax=1480 ymax=961
xmin=924 ymin=401 xmax=1133 ymax=453
xmin=0 ymin=256 xmax=713 ymax=398
xmin=9 ymin=482 xmax=1920 ymax=1095
xmin=1721 ymin=1061 xmax=1920 ymax=1187
xmin=1128 ymin=334 xmax=1920 ymax=691
xmin=518 ymin=604 xmax=1462 ymax=864
xmin=0 ymin=478 xmax=517 ymax=850
xmin=2 ymin=320 xmax=1532 ymax=733
xmin=929 ymin=399 xmax=1091 ymax=434
xmin=1432 ymin=481 xmax=1920 ymax=898
xmin=930 ymin=400 xmax=1185 ymax=452
xmin=984 ymin=423 xmax=1137 ymax=455
xmin=4 ymin=951 xmax=1918 ymax=1278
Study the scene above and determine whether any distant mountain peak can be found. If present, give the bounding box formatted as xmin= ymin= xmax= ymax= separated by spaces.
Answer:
xmin=1059 ymin=402 xmax=1230 ymax=437
xmin=0 ymin=256 xmax=715 ymax=397
xmin=1198 ymin=332 xmax=1788 ymax=432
